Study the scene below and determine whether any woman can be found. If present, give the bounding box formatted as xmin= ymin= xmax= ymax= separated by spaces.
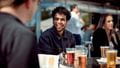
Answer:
xmin=92 ymin=14 xmax=120 ymax=57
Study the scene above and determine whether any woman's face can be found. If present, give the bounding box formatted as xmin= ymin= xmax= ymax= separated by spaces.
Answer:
xmin=104 ymin=15 xmax=113 ymax=31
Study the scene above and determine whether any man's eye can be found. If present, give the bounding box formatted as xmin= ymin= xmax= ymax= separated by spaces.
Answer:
xmin=107 ymin=20 xmax=113 ymax=23
xmin=61 ymin=19 xmax=65 ymax=21
xmin=55 ymin=18 xmax=58 ymax=20
xmin=108 ymin=21 xmax=110 ymax=22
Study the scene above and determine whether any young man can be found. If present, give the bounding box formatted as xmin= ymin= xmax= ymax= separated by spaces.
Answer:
xmin=0 ymin=0 xmax=39 ymax=68
xmin=38 ymin=6 xmax=75 ymax=55
xmin=66 ymin=4 xmax=85 ymax=45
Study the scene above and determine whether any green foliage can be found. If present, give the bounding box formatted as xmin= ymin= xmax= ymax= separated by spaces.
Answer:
xmin=82 ymin=13 xmax=92 ymax=25
xmin=41 ymin=9 xmax=51 ymax=20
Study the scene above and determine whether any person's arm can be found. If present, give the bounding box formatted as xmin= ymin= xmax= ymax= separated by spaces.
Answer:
xmin=37 ymin=34 xmax=53 ymax=54
xmin=70 ymin=34 xmax=76 ymax=48
xmin=80 ymin=18 xmax=85 ymax=25
xmin=93 ymin=29 xmax=107 ymax=47
xmin=92 ymin=28 xmax=107 ymax=57
xmin=112 ymin=32 xmax=120 ymax=56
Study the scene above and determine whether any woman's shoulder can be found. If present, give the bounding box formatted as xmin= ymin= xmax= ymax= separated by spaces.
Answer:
xmin=96 ymin=28 xmax=104 ymax=31
xmin=93 ymin=28 xmax=106 ymax=36
xmin=95 ymin=28 xmax=105 ymax=32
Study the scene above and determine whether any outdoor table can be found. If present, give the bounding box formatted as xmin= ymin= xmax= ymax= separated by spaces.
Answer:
xmin=60 ymin=57 xmax=120 ymax=68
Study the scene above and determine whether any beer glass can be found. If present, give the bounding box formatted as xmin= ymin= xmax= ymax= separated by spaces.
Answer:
xmin=74 ymin=45 xmax=85 ymax=68
xmin=79 ymin=54 xmax=87 ymax=68
xmin=75 ymin=45 xmax=88 ymax=68
xmin=100 ymin=46 xmax=109 ymax=58
xmin=106 ymin=49 xmax=117 ymax=68
xmin=66 ymin=48 xmax=75 ymax=66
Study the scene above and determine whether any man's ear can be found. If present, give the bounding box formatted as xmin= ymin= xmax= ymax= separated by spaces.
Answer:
xmin=25 ymin=0 xmax=30 ymax=9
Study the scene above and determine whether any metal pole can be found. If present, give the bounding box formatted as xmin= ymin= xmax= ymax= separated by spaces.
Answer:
xmin=88 ymin=41 xmax=91 ymax=58
xmin=35 ymin=4 xmax=41 ymax=43
xmin=65 ymin=0 xmax=67 ymax=7
xmin=87 ymin=4 xmax=91 ymax=58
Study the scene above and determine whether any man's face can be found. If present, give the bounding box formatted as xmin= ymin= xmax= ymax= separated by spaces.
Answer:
xmin=74 ymin=6 xmax=79 ymax=13
xmin=53 ymin=13 xmax=67 ymax=33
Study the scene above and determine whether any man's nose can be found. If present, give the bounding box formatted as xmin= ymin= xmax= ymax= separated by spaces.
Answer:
xmin=57 ymin=19 xmax=61 ymax=23
xmin=110 ymin=21 xmax=113 ymax=24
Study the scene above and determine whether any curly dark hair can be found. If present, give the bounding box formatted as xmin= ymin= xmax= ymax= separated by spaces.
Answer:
xmin=52 ymin=6 xmax=71 ymax=21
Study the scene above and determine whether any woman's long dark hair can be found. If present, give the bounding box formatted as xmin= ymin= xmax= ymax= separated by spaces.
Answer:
xmin=97 ymin=14 xmax=113 ymax=29
xmin=97 ymin=14 xmax=115 ymax=38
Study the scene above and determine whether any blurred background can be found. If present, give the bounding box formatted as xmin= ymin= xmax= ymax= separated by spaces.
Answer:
xmin=27 ymin=0 xmax=120 ymax=41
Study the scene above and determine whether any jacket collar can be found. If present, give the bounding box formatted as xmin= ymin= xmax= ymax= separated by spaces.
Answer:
xmin=52 ymin=26 xmax=68 ymax=39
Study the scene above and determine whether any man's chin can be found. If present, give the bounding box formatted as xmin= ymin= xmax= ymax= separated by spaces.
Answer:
xmin=57 ymin=29 xmax=62 ymax=32
xmin=56 ymin=27 xmax=65 ymax=32
xmin=56 ymin=29 xmax=64 ymax=32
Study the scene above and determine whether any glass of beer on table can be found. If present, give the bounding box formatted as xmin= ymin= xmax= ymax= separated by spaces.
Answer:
xmin=79 ymin=54 xmax=87 ymax=68
xmin=106 ymin=49 xmax=117 ymax=68
xmin=66 ymin=48 xmax=75 ymax=66
xmin=75 ymin=45 xmax=88 ymax=68
xmin=100 ymin=46 xmax=110 ymax=58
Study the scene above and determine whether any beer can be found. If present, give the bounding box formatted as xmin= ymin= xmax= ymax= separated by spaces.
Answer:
xmin=66 ymin=48 xmax=75 ymax=66
xmin=66 ymin=51 xmax=75 ymax=65
xmin=100 ymin=46 xmax=109 ymax=58
xmin=79 ymin=55 xmax=87 ymax=68
xmin=100 ymin=64 xmax=106 ymax=68
xmin=106 ymin=50 xmax=117 ymax=68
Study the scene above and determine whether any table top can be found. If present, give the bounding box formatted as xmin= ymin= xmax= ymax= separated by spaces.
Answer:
xmin=60 ymin=57 xmax=120 ymax=68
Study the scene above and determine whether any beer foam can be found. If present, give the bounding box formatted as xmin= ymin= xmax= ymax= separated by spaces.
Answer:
xmin=80 ymin=54 xmax=87 ymax=57
xmin=101 ymin=46 xmax=109 ymax=48
xmin=107 ymin=50 xmax=117 ymax=53
xmin=67 ymin=51 xmax=74 ymax=53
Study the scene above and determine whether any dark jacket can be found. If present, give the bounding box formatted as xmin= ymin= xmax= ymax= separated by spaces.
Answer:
xmin=38 ymin=26 xmax=75 ymax=55
xmin=92 ymin=28 xmax=120 ymax=57
xmin=0 ymin=12 xmax=39 ymax=68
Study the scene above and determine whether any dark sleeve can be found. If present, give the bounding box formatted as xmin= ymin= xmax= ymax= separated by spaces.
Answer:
xmin=92 ymin=28 xmax=107 ymax=57
xmin=93 ymin=28 xmax=108 ymax=47
xmin=37 ymin=34 xmax=54 ymax=54
xmin=70 ymin=34 xmax=76 ymax=48
xmin=114 ymin=32 xmax=120 ymax=56
xmin=7 ymin=31 xmax=39 ymax=68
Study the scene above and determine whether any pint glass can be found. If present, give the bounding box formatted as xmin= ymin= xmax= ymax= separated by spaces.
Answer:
xmin=66 ymin=48 xmax=75 ymax=66
xmin=74 ymin=45 xmax=88 ymax=68
xmin=100 ymin=46 xmax=109 ymax=58
xmin=106 ymin=50 xmax=117 ymax=68
xmin=79 ymin=54 xmax=87 ymax=68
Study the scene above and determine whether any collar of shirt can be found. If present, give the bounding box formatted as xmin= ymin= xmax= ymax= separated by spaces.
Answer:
xmin=0 ymin=12 xmax=24 ymax=25
xmin=52 ymin=26 xmax=68 ymax=39
xmin=71 ymin=12 xmax=79 ymax=19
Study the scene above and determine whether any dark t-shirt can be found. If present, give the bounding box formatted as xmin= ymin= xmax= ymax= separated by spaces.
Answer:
xmin=0 ymin=12 xmax=38 ymax=68
xmin=38 ymin=26 xmax=75 ymax=55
